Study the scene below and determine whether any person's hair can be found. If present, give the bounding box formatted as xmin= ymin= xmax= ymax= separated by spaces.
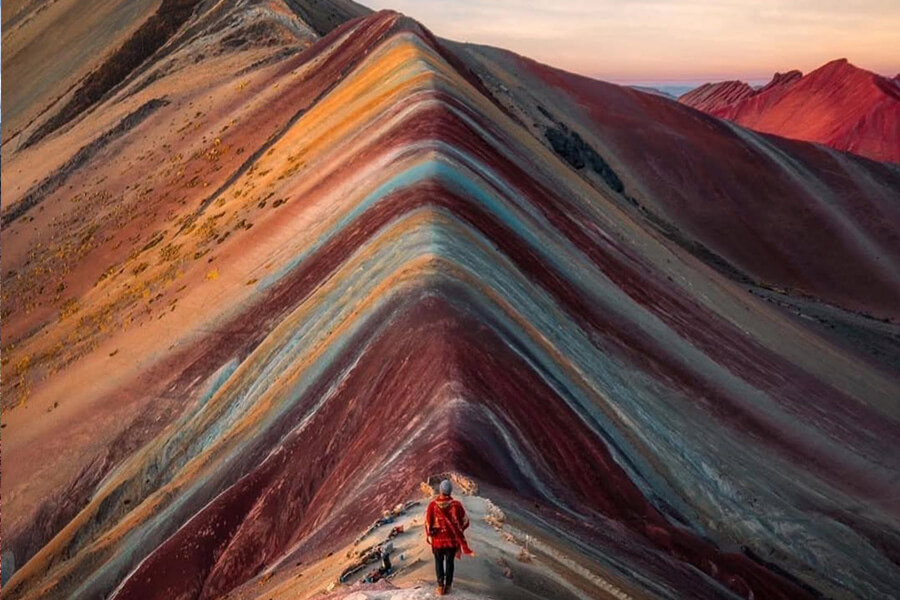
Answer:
xmin=439 ymin=479 xmax=452 ymax=495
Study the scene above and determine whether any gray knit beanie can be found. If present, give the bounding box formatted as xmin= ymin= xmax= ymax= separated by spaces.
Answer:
xmin=439 ymin=479 xmax=452 ymax=495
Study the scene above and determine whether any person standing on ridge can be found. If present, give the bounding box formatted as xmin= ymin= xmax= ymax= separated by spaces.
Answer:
xmin=425 ymin=479 xmax=472 ymax=596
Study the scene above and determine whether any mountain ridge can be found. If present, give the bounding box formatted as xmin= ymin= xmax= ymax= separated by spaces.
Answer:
xmin=679 ymin=58 xmax=900 ymax=163
xmin=2 ymin=4 xmax=900 ymax=600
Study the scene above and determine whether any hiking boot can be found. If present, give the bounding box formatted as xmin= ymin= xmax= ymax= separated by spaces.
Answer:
xmin=443 ymin=584 xmax=452 ymax=595
xmin=435 ymin=585 xmax=445 ymax=596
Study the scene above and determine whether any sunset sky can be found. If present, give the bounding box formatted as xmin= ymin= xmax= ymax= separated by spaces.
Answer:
xmin=365 ymin=0 xmax=900 ymax=84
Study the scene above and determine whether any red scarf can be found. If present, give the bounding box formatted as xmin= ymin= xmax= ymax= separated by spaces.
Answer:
xmin=433 ymin=500 xmax=474 ymax=558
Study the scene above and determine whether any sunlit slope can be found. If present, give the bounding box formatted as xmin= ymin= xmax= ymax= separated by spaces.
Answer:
xmin=679 ymin=59 xmax=900 ymax=164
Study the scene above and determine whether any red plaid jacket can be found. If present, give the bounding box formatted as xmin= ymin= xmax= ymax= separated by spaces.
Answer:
xmin=425 ymin=495 xmax=471 ymax=554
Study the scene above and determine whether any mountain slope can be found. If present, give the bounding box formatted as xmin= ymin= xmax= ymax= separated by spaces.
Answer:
xmin=0 ymin=0 xmax=370 ymax=148
xmin=2 ymin=5 xmax=900 ymax=600
xmin=452 ymin=44 xmax=900 ymax=318
xmin=675 ymin=79 xmax=756 ymax=111
xmin=679 ymin=59 xmax=900 ymax=163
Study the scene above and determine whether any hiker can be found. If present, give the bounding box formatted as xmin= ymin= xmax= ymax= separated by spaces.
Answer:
xmin=425 ymin=479 xmax=472 ymax=595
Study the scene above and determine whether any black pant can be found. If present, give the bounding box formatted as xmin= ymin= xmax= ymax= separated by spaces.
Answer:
xmin=433 ymin=547 xmax=456 ymax=588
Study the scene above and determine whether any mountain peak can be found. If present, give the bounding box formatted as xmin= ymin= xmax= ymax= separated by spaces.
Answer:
xmin=676 ymin=79 xmax=755 ymax=110
xmin=758 ymin=69 xmax=803 ymax=93
xmin=679 ymin=57 xmax=900 ymax=162
xmin=805 ymin=57 xmax=866 ymax=82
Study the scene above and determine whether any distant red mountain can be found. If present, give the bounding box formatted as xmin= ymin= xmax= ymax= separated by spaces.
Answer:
xmin=677 ymin=79 xmax=756 ymax=111
xmin=679 ymin=59 xmax=900 ymax=163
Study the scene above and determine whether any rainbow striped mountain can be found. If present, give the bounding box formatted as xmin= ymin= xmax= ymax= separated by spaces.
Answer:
xmin=2 ymin=2 xmax=899 ymax=599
